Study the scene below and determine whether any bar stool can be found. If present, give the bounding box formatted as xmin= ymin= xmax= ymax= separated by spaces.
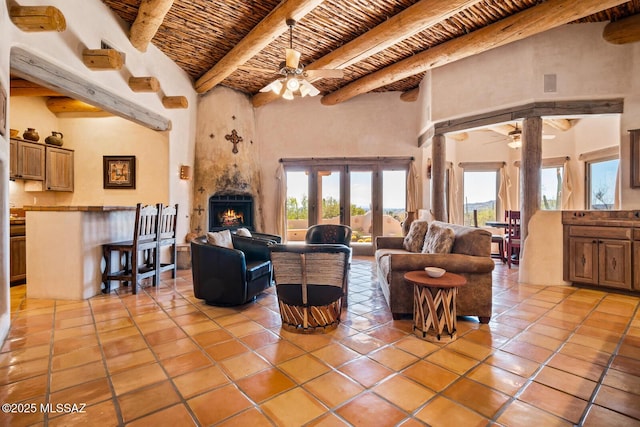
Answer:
xmin=102 ymin=203 xmax=159 ymax=294
xmin=157 ymin=203 xmax=178 ymax=279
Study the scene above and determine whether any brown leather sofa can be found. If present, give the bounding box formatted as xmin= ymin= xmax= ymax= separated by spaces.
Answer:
xmin=375 ymin=221 xmax=494 ymax=323
xmin=190 ymin=232 xmax=280 ymax=306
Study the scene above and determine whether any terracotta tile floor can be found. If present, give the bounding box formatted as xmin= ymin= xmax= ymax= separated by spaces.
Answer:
xmin=3 ymin=258 xmax=640 ymax=426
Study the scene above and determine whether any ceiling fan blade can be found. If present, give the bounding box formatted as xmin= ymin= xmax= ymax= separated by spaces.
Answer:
xmin=304 ymin=69 xmax=344 ymax=79
xmin=285 ymin=48 xmax=301 ymax=69
xmin=238 ymin=65 xmax=277 ymax=74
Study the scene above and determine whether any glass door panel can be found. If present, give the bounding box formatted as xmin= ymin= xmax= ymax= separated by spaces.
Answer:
xmin=350 ymin=171 xmax=372 ymax=250
xmin=319 ymin=170 xmax=341 ymax=224
xmin=382 ymin=170 xmax=406 ymax=237
xmin=285 ymin=170 xmax=309 ymax=241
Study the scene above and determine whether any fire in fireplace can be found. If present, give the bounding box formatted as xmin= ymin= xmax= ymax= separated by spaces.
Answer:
xmin=209 ymin=194 xmax=253 ymax=231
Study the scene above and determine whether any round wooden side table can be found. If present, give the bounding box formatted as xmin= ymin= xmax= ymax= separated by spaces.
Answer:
xmin=404 ymin=270 xmax=467 ymax=343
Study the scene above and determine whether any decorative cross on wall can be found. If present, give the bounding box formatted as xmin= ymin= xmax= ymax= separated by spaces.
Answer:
xmin=225 ymin=129 xmax=243 ymax=154
xmin=195 ymin=225 xmax=202 ymax=234
xmin=194 ymin=205 xmax=204 ymax=216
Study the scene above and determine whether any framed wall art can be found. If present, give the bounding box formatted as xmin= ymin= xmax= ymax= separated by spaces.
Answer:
xmin=103 ymin=155 xmax=136 ymax=189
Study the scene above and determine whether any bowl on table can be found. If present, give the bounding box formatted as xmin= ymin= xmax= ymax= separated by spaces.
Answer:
xmin=425 ymin=267 xmax=446 ymax=278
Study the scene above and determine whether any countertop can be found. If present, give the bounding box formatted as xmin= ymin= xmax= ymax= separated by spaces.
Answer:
xmin=23 ymin=206 xmax=136 ymax=212
xmin=9 ymin=218 xmax=25 ymax=225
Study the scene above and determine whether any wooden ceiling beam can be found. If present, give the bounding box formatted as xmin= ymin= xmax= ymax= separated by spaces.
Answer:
xmin=400 ymin=87 xmax=420 ymax=102
xmin=603 ymin=13 xmax=640 ymax=44
xmin=195 ymin=0 xmax=326 ymax=94
xmin=10 ymin=78 xmax=64 ymax=97
xmin=46 ymin=97 xmax=103 ymax=113
xmin=544 ymin=118 xmax=574 ymax=131
xmin=252 ymin=0 xmax=480 ymax=107
xmin=130 ymin=0 xmax=175 ymax=52
xmin=321 ymin=0 xmax=629 ymax=106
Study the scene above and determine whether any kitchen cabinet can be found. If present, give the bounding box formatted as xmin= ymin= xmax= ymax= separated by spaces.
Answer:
xmin=10 ymin=222 xmax=26 ymax=285
xmin=11 ymin=138 xmax=44 ymax=181
xmin=9 ymin=138 xmax=74 ymax=191
xmin=9 ymin=139 xmax=17 ymax=178
xmin=563 ymin=211 xmax=638 ymax=292
xmin=45 ymin=146 xmax=74 ymax=191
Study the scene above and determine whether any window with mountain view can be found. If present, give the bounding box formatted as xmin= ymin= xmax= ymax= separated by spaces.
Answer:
xmin=463 ymin=170 xmax=497 ymax=226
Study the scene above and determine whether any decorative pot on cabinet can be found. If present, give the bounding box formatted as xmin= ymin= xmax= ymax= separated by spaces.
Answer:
xmin=45 ymin=131 xmax=64 ymax=146
xmin=23 ymin=128 xmax=40 ymax=142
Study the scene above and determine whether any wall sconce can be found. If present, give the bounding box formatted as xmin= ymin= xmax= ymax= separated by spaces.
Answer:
xmin=180 ymin=165 xmax=191 ymax=180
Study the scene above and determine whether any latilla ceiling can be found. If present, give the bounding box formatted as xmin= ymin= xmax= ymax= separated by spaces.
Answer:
xmin=101 ymin=0 xmax=640 ymax=106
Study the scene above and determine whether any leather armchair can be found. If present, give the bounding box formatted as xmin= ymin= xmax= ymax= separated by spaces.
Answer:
xmin=190 ymin=234 xmax=278 ymax=306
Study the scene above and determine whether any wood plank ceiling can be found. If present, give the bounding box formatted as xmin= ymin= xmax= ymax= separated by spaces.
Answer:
xmin=96 ymin=0 xmax=639 ymax=107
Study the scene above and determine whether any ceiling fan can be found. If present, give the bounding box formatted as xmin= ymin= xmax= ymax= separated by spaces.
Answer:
xmin=240 ymin=19 xmax=343 ymax=100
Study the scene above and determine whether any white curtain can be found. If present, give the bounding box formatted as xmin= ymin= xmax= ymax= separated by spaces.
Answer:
xmin=561 ymin=160 xmax=574 ymax=209
xmin=498 ymin=166 xmax=512 ymax=214
xmin=406 ymin=160 xmax=419 ymax=215
xmin=614 ymin=161 xmax=621 ymax=209
xmin=447 ymin=164 xmax=461 ymax=225
xmin=275 ymin=163 xmax=287 ymax=240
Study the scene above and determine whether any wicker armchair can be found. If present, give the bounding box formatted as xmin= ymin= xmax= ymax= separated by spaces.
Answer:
xmin=269 ymin=244 xmax=350 ymax=333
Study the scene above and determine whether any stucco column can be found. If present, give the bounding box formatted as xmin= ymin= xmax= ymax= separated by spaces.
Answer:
xmin=520 ymin=116 xmax=542 ymax=243
xmin=431 ymin=133 xmax=447 ymax=221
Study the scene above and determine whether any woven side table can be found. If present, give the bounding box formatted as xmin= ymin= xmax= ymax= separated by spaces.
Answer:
xmin=404 ymin=270 xmax=467 ymax=343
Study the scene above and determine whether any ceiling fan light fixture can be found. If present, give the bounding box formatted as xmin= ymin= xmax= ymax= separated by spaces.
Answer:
xmin=286 ymin=75 xmax=300 ymax=91
xmin=303 ymin=80 xmax=320 ymax=96
xmin=265 ymin=79 xmax=283 ymax=94
xmin=282 ymin=89 xmax=294 ymax=100
xmin=285 ymin=48 xmax=301 ymax=70
xmin=507 ymin=140 xmax=522 ymax=149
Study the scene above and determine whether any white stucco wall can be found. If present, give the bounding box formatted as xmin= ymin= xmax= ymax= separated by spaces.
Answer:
xmin=0 ymin=1 xmax=11 ymax=343
xmin=255 ymin=92 xmax=422 ymax=234
xmin=0 ymin=0 xmax=197 ymax=344
xmin=9 ymin=97 xmax=170 ymax=207
xmin=421 ymin=22 xmax=640 ymax=285
xmin=7 ymin=0 xmax=196 ymax=238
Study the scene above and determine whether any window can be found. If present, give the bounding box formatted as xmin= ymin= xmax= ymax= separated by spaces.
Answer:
xmin=281 ymin=157 xmax=411 ymax=254
xmin=587 ymin=158 xmax=619 ymax=210
xmin=541 ymin=166 xmax=563 ymax=210
xmin=462 ymin=169 xmax=498 ymax=226
xmin=382 ymin=170 xmax=406 ymax=237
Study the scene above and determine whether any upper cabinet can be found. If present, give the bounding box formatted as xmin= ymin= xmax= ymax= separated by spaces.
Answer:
xmin=10 ymin=138 xmax=74 ymax=192
xmin=45 ymin=146 xmax=74 ymax=192
xmin=11 ymin=138 xmax=45 ymax=181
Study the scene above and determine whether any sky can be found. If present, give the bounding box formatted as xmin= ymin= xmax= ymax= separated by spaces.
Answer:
xmin=286 ymin=170 xmax=406 ymax=210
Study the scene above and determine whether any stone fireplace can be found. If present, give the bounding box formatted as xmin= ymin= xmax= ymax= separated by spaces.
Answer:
xmin=190 ymin=86 xmax=264 ymax=237
xmin=209 ymin=194 xmax=254 ymax=231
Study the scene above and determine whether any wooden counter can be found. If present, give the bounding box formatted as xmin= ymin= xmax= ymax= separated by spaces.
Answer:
xmin=25 ymin=206 xmax=136 ymax=300
xmin=24 ymin=205 xmax=136 ymax=212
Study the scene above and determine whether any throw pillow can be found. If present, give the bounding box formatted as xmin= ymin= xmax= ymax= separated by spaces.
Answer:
xmin=403 ymin=220 xmax=429 ymax=252
xmin=236 ymin=227 xmax=252 ymax=237
xmin=206 ymin=229 xmax=234 ymax=249
xmin=422 ymin=222 xmax=455 ymax=254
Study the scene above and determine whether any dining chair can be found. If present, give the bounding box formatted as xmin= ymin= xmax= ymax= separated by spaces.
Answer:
xmin=157 ymin=203 xmax=178 ymax=279
xmin=102 ymin=203 xmax=160 ymax=294
xmin=505 ymin=210 xmax=521 ymax=268
xmin=474 ymin=209 xmax=505 ymax=263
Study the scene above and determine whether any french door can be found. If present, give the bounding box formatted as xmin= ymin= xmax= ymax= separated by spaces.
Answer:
xmin=284 ymin=158 xmax=409 ymax=255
